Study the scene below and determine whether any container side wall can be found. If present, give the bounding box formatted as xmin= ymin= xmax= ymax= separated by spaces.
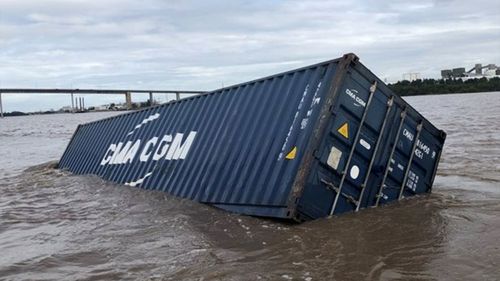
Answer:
xmin=59 ymin=60 xmax=339 ymax=219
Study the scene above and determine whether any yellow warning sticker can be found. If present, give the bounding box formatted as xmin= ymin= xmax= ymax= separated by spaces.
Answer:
xmin=285 ymin=146 xmax=297 ymax=160
xmin=337 ymin=123 xmax=349 ymax=139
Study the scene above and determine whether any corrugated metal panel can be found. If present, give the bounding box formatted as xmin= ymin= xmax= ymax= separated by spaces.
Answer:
xmin=295 ymin=57 xmax=446 ymax=220
xmin=59 ymin=54 xmax=446 ymax=221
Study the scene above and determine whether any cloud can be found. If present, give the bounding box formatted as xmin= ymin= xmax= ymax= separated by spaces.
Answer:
xmin=0 ymin=0 xmax=499 ymax=111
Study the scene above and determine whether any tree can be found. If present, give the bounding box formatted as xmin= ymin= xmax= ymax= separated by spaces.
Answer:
xmin=388 ymin=77 xmax=500 ymax=96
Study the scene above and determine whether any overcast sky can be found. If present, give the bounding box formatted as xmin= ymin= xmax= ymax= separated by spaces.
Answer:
xmin=1 ymin=0 xmax=499 ymax=112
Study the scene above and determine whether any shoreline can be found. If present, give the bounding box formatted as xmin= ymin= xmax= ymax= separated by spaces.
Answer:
xmin=2 ymin=90 xmax=499 ymax=117
xmin=399 ymin=90 xmax=500 ymax=97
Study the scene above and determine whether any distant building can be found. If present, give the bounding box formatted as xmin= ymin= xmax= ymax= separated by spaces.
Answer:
xmin=441 ymin=63 xmax=499 ymax=79
xmin=452 ymin=68 xmax=466 ymax=77
xmin=402 ymin=72 xmax=421 ymax=81
xmin=60 ymin=106 xmax=72 ymax=112
xmin=441 ymin=69 xmax=453 ymax=79
xmin=93 ymin=105 xmax=109 ymax=111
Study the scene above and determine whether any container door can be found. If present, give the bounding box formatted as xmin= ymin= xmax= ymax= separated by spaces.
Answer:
xmin=297 ymin=69 xmax=395 ymax=218
xmin=296 ymin=67 xmax=444 ymax=220
xmin=322 ymin=75 xmax=397 ymax=216
xmin=320 ymin=89 xmax=444 ymax=215
xmin=367 ymin=107 xmax=444 ymax=208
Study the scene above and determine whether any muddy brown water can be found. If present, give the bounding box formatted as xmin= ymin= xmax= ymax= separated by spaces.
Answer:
xmin=1 ymin=92 xmax=499 ymax=280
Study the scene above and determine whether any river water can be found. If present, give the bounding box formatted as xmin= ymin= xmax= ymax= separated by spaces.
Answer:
xmin=0 ymin=92 xmax=499 ymax=281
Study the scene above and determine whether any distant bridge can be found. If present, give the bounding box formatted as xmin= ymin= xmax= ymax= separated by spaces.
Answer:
xmin=0 ymin=88 xmax=206 ymax=118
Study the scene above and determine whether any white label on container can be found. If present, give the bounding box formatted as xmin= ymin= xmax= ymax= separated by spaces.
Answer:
xmin=360 ymin=139 xmax=371 ymax=150
xmin=397 ymin=163 xmax=404 ymax=171
xmin=350 ymin=165 xmax=360 ymax=179
xmin=345 ymin=88 xmax=366 ymax=107
xmin=406 ymin=170 xmax=419 ymax=191
xmin=278 ymin=84 xmax=310 ymax=160
xmin=327 ymin=146 xmax=342 ymax=170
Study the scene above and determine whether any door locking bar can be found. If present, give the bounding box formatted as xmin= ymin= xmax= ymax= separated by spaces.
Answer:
xmin=398 ymin=122 xmax=423 ymax=199
xmin=375 ymin=109 xmax=407 ymax=207
xmin=328 ymin=81 xmax=377 ymax=216
xmin=320 ymin=179 xmax=357 ymax=206
xmin=355 ymin=96 xmax=394 ymax=211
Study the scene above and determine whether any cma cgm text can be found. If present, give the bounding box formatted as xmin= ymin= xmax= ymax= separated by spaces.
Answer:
xmin=100 ymin=131 xmax=197 ymax=166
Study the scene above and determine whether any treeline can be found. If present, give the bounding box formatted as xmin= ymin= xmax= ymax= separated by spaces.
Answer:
xmin=2 ymin=110 xmax=57 ymax=117
xmin=2 ymin=111 xmax=29 ymax=117
xmin=388 ymin=77 xmax=500 ymax=96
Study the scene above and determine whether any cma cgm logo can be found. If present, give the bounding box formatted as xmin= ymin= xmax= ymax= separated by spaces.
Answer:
xmin=100 ymin=131 xmax=197 ymax=166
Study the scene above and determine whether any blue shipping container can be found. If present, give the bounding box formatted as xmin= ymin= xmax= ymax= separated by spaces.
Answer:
xmin=59 ymin=54 xmax=446 ymax=221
